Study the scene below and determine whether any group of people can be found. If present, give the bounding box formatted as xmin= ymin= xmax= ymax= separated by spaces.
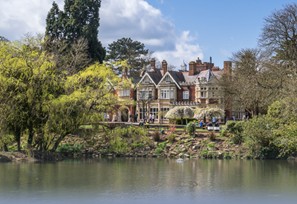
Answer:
xmin=144 ymin=113 xmax=155 ymax=123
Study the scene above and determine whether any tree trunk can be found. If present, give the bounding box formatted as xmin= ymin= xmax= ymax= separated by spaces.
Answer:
xmin=27 ymin=122 xmax=34 ymax=148
xmin=14 ymin=129 xmax=21 ymax=151
xmin=3 ymin=144 xmax=8 ymax=152
xmin=51 ymin=133 xmax=69 ymax=152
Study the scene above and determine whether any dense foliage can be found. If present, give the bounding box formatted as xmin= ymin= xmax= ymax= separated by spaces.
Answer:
xmin=107 ymin=126 xmax=150 ymax=154
xmin=106 ymin=37 xmax=150 ymax=77
xmin=186 ymin=122 xmax=196 ymax=137
xmin=221 ymin=97 xmax=297 ymax=159
xmin=0 ymin=39 xmax=118 ymax=152
xmin=45 ymin=0 xmax=105 ymax=66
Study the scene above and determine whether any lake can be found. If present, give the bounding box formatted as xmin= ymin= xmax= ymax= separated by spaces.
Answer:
xmin=0 ymin=158 xmax=297 ymax=204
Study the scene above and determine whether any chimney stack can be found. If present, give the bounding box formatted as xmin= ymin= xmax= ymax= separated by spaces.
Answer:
xmin=150 ymin=58 xmax=156 ymax=71
xmin=123 ymin=67 xmax=128 ymax=78
xmin=189 ymin=61 xmax=195 ymax=76
xmin=224 ymin=61 xmax=232 ymax=75
xmin=162 ymin=60 xmax=167 ymax=74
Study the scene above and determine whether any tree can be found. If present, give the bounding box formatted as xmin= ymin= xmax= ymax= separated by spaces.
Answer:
xmin=0 ymin=36 xmax=9 ymax=42
xmin=45 ymin=0 xmax=105 ymax=65
xmin=0 ymin=37 xmax=119 ymax=152
xmin=48 ymin=38 xmax=91 ymax=75
xmin=45 ymin=2 xmax=63 ymax=42
xmin=260 ymin=3 xmax=297 ymax=60
xmin=44 ymin=63 xmax=119 ymax=151
xmin=222 ymin=48 xmax=279 ymax=116
xmin=0 ymin=38 xmax=61 ymax=151
xmin=164 ymin=106 xmax=194 ymax=124
xmin=106 ymin=37 xmax=150 ymax=77
xmin=194 ymin=107 xmax=224 ymax=120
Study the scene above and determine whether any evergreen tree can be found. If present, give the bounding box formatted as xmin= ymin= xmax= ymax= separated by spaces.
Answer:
xmin=45 ymin=0 xmax=105 ymax=64
xmin=0 ymin=36 xmax=9 ymax=42
xmin=106 ymin=37 xmax=150 ymax=77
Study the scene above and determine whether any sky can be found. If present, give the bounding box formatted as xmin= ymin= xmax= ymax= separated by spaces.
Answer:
xmin=0 ymin=0 xmax=296 ymax=68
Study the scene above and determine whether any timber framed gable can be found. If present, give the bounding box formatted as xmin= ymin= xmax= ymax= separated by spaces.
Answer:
xmin=157 ymin=71 xmax=181 ymax=89
xmin=138 ymin=73 xmax=157 ymax=86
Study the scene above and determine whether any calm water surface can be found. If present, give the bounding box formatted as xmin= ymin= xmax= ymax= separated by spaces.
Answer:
xmin=0 ymin=158 xmax=297 ymax=204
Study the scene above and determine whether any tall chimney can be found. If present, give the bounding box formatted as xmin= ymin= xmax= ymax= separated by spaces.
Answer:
xmin=210 ymin=56 xmax=212 ymax=63
xmin=224 ymin=61 xmax=232 ymax=75
xmin=189 ymin=61 xmax=195 ymax=76
xmin=162 ymin=60 xmax=167 ymax=74
xmin=150 ymin=58 xmax=156 ymax=71
xmin=123 ymin=67 xmax=128 ymax=78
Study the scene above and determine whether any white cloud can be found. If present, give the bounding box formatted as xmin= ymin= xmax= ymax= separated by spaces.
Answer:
xmin=100 ymin=0 xmax=174 ymax=48
xmin=0 ymin=0 xmax=204 ymax=67
xmin=0 ymin=0 xmax=63 ymax=40
xmin=100 ymin=0 xmax=203 ymax=67
xmin=153 ymin=31 xmax=203 ymax=68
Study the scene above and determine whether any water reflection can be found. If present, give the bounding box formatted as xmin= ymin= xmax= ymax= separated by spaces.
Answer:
xmin=0 ymin=159 xmax=297 ymax=203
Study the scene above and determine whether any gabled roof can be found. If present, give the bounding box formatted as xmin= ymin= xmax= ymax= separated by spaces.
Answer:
xmin=137 ymin=69 xmax=163 ymax=87
xmin=148 ymin=69 xmax=163 ymax=84
xmin=168 ymin=71 xmax=185 ymax=84
xmin=158 ymin=71 xmax=184 ymax=89
xmin=182 ymin=73 xmax=197 ymax=84
xmin=197 ymin=69 xmax=222 ymax=82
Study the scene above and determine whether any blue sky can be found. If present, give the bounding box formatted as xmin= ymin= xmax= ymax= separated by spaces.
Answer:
xmin=0 ymin=0 xmax=296 ymax=68
xmin=145 ymin=0 xmax=296 ymax=67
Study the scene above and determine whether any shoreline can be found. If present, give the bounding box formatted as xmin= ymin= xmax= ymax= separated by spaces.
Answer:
xmin=1 ymin=130 xmax=297 ymax=163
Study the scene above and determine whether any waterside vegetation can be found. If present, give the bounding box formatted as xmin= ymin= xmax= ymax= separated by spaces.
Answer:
xmin=1 ymin=2 xmax=297 ymax=161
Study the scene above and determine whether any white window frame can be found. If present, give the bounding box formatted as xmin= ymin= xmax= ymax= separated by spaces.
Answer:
xmin=183 ymin=91 xmax=189 ymax=100
xmin=160 ymin=89 xmax=174 ymax=99
xmin=160 ymin=89 xmax=169 ymax=99
xmin=139 ymin=90 xmax=152 ymax=100
xmin=120 ymin=89 xmax=130 ymax=97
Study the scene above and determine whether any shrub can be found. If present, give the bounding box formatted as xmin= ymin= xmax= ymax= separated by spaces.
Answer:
xmin=152 ymin=131 xmax=161 ymax=141
xmin=231 ymin=133 xmax=243 ymax=145
xmin=221 ymin=121 xmax=244 ymax=144
xmin=274 ymin=122 xmax=297 ymax=158
xmin=208 ymin=132 xmax=216 ymax=141
xmin=167 ymin=133 xmax=176 ymax=143
xmin=225 ymin=120 xmax=244 ymax=133
xmin=186 ymin=122 xmax=196 ymax=136
xmin=109 ymin=135 xmax=130 ymax=154
xmin=243 ymin=116 xmax=279 ymax=159
xmin=155 ymin=142 xmax=167 ymax=155
xmin=57 ymin=144 xmax=83 ymax=153
xmin=0 ymin=134 xmax=14 ymax=151
xmin=107 ymin=126 xmax=150 ymax=154
xmin=110 ymin=126 xmax=148 ymax=139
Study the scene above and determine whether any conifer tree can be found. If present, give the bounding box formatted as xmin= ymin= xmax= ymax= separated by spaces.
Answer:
xmin=45 ymin=0 xmax=105 ymax=64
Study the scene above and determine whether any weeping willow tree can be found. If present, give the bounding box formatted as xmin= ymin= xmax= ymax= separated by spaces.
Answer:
xmin=194 ymin=107 xmax=224 ymax=121
xmin=44 ymin=63 xmax=119 ymax=151
xmin=164 ymin=106 xmax=194 ymax=124
xmin=0 ymin=37 xmax=119 ymax=152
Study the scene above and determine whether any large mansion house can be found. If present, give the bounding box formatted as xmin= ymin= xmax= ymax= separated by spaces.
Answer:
xmin=113 ymin=58 xmax=232 ymax=124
